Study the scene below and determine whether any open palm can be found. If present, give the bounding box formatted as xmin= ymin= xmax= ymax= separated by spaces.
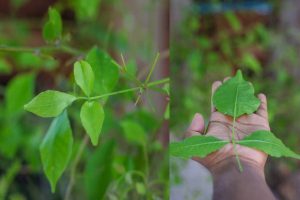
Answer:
xmin=186 ymin=78 xmax=270 ymax=171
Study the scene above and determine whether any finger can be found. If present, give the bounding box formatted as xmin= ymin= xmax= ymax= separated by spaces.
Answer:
xmin=211 ymin=81 xmax=222 ymax=112
xmin=223 ymin=76 xmax=230 ymax=83
xmin=256 ymin=93 xmax=268 ymax=119
xmin=185 ymin=113 xmax=205 ymax=138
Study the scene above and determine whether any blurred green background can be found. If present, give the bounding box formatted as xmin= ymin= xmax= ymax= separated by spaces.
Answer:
xmin=171 ymin=0 xmax=300 ymax=199
xmin=0 ymin=0 xmax=169 ymax=199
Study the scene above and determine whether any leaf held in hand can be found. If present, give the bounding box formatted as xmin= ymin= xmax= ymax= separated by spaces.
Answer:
xmin=213 ymin=70 xmax=260 ymax=117
xmin=80 ymin=101 xmax=105 ymax=146
xmin=74 ymin=60 xmax=95 ymax=96
xmin=40 ymin=111 xmax=73 ymax=192
xmin=170 ymin=135 xmax=229 ymax=158
xmin=238 ymin=130 xmax=300 ymax=159
xmin=24 ymin=90 xmax=76 ymax=117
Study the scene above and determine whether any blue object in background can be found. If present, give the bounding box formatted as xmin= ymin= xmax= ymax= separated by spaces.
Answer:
xmin=196 ymin=0 xmax=273 ymax=15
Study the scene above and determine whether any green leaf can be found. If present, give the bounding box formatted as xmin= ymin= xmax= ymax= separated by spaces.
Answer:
xmin=71 ymin=0 xmax=102 ymax=20
xmin=136 ymin=182 xmax=146 ymax=195
xmin=5 ymin=73 xmax=34 ymax=117
xmin=120 ymin=120 xmax=146 ymax=146
xmin=84 ymin=140 xmax=114 ymax=200
xmin=225 ymin=11 xmax=241 ymax=31
xmin=241 ymin=53 xmax=262 ymax=74
xmin=0 ymin=123 xmax=22 ymax=159
xmin=74 ymin=60 xmax=95 ymax=96
xmin=0 ymin=58 xmax=12 ymax=74
xmin=42 ymin=8 xmax=62 ymax=42
xmin=213 ymin=70 xmax=260 ymax=117
xmin=237 ymin=130 xmax=300 ymax=159
xmin=170 ymin=136 xmax=228 ymax=158
xmin=40 ymin=111 xmax=73 ymax=192
xmin=0 ymin=161 xmax=21 ymax=199
xmin=24 ymin=90 xmax=76 ymax=117
xmin=80 ymin=101 xmax=104 ymax=146
xmin=86 ymin=47 xmax=119 ymax=96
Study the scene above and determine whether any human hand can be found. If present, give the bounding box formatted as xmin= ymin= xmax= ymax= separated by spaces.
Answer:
xmin=185 ymin=77 xmax=270 ymax=173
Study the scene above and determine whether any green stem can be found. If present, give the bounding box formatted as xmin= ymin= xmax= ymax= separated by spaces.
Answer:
xmin=232 ymin=87 xmax=243 ymax=172
xmin=147 ymin=78 xmax=169 ymax=87
xmin=89 ymin=86 xmax=141 ymax=100
xmin=64 ymin=135 xmax=89 ymax=200
xmin=232 ymin=116 xmax=243 ymax=172
xmin=76 ymin=78 xmax=169 ymax=101
xmin=0 ymin=44 xmax=83 ymax=56
xmin=145 ymin=53 xmax=160 ymax=85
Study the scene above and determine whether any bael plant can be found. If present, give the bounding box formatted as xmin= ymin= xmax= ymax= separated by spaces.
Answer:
xmin=23 ymin=54 xmax=168 ymax=193
xmin=170 ymin=70 xmax=300 ymax=171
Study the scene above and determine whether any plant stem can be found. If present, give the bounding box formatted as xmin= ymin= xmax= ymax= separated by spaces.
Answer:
xmin=76 ymin=78 xmax=169 ymax=101
xmin=147 ymin=77 xmax=169 ymax=87
xmin=64 ymin=135 xmax=89 ymax=200
xmin=89 ymin=86 xmax=141 ymax=100
xmin=232 ymin=116 xmax=243 ymax=172
xmin=0 ymin=44 xmax=83 ymax=56
xmin=145 ymin=53 xmax=160 ymax=85
xmin=232 ymin=87 xmax=243 ymax=172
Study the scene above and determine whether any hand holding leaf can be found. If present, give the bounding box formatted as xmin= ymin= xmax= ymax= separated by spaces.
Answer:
xmin=170 ymin=70 xmax=300 ymax=172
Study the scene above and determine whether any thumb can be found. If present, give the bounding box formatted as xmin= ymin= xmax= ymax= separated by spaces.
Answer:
xmin=185 ymin=113 xmax=205 ymax=138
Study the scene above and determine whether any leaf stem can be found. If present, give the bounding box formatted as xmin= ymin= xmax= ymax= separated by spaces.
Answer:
xmin=76 ymin=78 xmax=169 ymax=101
xmin=145 ymin=53 xmax=160 ymax=85
xmin=0 ymin=44 xmax=83 ymax=56
xmin=232 ymin=116 xmax=243 ymax=172
xmin=232 ymin=87 xmax=243 ymax=172
xmin=64 ymin=135 xmax=89 ymax=200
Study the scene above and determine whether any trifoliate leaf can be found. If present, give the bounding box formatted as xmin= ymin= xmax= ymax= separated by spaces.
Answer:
xmin=40 ymin=111 xmax=73 ymax=192
xmin=24 ymin=90 xmax=76 ymax=117
xmin=80 ymin=101 xmax=105 ymax=146
xmin=170 ymin=135 xmax=229 ymax=158
xmin=238 ymin=130 xmax=300 ymax=159
xmin=213 ymin=70 xmax=260 ymax=117
xmin=74 ymin=60 xmax=95 ymax=97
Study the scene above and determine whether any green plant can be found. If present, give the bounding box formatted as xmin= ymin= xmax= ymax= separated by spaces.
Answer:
xmin=170 ymin=70 xmax=300 ymax=171
xmin=24 ymin=54 xmax=168 ymax=192
xmin=0 ymin=5 xmax=169 ymax=199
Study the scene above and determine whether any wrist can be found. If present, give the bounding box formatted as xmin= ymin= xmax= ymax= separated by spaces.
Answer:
xmin=209 ymin=157 xmax=265 ymax=179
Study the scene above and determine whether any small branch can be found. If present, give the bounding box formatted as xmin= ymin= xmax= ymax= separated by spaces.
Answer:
xmin=0 ymin=44 xmax=83 ymax=56
xmin=76 ymin=78 xmax=169 ymax=101
xmin=147 ymin=78 xmax=169 ymax=87
xmin=64 ymin=135 xmax=89 ymax=200
xmin=145 ymin=53 xmax=160 ymax=85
